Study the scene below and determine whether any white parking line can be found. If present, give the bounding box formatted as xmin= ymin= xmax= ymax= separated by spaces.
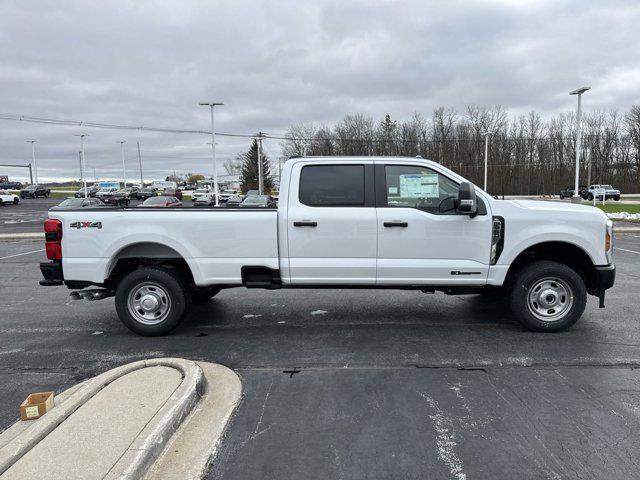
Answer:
xmin=0 ymin=249 xmax=45 ymax=260
xmin=615 ymin=247 xmax=640 ymax=256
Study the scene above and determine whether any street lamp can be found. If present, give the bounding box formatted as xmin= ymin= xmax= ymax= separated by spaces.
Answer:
xmin=118 ymin=140 xmax=127 ymax=188
xmin=570 ymin=86 xmax=591 ymax=203
xmin=74 ymin=134 xmax=89 ymax=198
xmin=199 ymin=101 xmax=224 ymax=206
xmin=26 ymin=140 xmax=37 ymax=185
xmin=482 ymin=131 xmax=494 ymax=192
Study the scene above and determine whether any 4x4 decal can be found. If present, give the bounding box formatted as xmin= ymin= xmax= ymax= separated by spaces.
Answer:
xmin=70 ymin=221 xmax=102 ymax=229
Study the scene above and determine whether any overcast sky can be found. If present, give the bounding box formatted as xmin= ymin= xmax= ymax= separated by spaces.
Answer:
xmin=1 ymin=0 xmax=639 ymax=182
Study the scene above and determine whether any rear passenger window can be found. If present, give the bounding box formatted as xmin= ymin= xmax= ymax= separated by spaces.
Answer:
xmin=299 ymin=165 xmax=365 ymax=207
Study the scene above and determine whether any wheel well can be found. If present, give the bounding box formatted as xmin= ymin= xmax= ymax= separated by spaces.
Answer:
xmin=105 ymin=242 xmax=195 ymax=289
xmin=505 ymin=242 xmax=597 ymax=294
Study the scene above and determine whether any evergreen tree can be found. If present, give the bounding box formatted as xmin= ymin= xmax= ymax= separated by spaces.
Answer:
xmin=240 ymin=139 xmax=273 ymax=193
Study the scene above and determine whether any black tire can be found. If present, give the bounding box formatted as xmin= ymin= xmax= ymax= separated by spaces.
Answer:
xmin=0 ymin=199 xmax=3 ymax=206
xmin=115 ymin=266 xmax=191 ymax=336
xmin=614 ymin=196 xmax=620 ymax=201
xmin=13 ymin=198 xmax=19 ymax=205
xmin=191 ymin=286 xmax=221 ymax=302
xmin=587 ymin=193 xmax=593 ymax=201
xmin=509 ymin=260 xmax=586 ymax=332
xmin=559 ymin=194 xmax=564 ymax=200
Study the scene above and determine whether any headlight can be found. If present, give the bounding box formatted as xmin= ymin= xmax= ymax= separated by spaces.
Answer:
xmin=605 ymin=220 xmax=613 ymax=263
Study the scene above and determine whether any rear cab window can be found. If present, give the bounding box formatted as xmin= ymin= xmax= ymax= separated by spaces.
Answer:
xmin=299 ymin=164 xmax=371 ymax=207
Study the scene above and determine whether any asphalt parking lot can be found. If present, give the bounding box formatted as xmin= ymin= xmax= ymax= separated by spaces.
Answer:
xmin=1 ymin=234 xmax=640 ymax=479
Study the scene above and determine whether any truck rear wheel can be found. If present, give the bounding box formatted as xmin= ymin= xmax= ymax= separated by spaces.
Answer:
xmin=509 ymin=260 xmax=586 ymax=332
xmin=115 ymin=266 xmax=190 ymax=336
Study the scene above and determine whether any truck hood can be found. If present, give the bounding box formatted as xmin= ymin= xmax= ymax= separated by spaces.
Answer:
xmin=510 ymin=199 xmax=606 ymax=216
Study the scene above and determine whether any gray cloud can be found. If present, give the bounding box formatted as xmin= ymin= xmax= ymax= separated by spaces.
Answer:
xmin=1 ymin=0 xmax=638 ymax=181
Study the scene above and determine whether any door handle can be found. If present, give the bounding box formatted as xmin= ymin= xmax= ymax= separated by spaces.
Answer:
xmin=383 ymin=221 xmax=408 ymax=227
xmin=293 ymin=221 xmax=318 ymax=227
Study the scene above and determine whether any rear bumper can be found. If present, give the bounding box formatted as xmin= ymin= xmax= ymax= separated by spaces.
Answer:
xmin=39 ymin=261 xmax=64 ymax=286
xmin=595 ymin=264 xmax=616 ymax=290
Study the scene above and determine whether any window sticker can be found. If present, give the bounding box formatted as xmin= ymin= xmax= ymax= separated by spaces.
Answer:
xmin=388 ymin=186 xmax=398 ymax=195
xmin=399 ymin=173 xmax=439 ymax=198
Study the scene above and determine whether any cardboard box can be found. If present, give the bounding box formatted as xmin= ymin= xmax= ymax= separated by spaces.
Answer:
xmin=20 ymin=392 xmax=55 ymax=421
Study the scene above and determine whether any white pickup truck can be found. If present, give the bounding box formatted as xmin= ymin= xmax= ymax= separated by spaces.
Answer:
xmin=40 ymin=156 xmax=615 ymax=336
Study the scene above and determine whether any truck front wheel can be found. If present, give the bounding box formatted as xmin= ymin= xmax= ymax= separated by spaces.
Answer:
xmin=509 ymin=260 xmax=586 ymax=332
xmin=115 ymin=266 xmax=190 ymax=336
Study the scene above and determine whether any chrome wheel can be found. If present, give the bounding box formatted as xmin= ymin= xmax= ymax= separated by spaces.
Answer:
xmin=527 ymin=277 xmax=574 ymax=322
xmin=128 ymin=283 xmax=171 ymax=325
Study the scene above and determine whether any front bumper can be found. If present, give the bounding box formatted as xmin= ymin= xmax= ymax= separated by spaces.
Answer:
xmin=595 ymin=264 xmax=616 ymax=290
xmin=39 ymin=260 xmax=64 ymax=286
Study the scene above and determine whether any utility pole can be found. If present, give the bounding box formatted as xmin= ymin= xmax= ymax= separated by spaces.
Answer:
xmin=482 ymin=131 xmax=494 ymax=192
xmin=28 ymin=164 xmax=33 ymax=185
xmin=75 ymin=134 xmax=88 ymax=197
xmin=78 ymin=152 xmax=82 ymax=185
xmin=570 ymin=86 xmax=591 ymax=203
xmin=137 ymin=141 xmax=144 ymax=186
xmin=26 ymin=140 xmax=37 ymax=184
xmin=256 ymin=132 xmax=266 ymax=195
xmin=118 ymin=140 xmax=127 ymax=188
xmin=199 ymin=101 xmax=224 ymax=206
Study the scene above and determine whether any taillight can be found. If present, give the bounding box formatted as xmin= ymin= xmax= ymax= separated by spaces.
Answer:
xmin=44 ymin=219 xmax=63 ymax=260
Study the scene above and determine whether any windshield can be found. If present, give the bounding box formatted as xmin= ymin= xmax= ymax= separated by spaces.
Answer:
xmin=194 ymin=189 xmax=208 ymax=194
xmin=222 ymin=189 xmax=235 ymax=194
xmin=602 ymin=185 xmax=614 ymax=189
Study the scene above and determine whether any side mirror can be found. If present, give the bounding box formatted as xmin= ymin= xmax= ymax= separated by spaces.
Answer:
xmin=457 ymin=182 xmax=477 ymax=216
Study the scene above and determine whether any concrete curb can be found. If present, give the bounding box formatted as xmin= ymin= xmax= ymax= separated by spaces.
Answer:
xmin=615 ymin=227 xmax=640 ymax=233
xmin=0 ymin=358 xmax=204 ymax=478
xmin=0 ymin=233 xmax=44 ymax=241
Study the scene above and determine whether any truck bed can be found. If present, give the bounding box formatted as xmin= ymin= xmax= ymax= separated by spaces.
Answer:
xmin=49 ymin=207 xmax=279 ymax=285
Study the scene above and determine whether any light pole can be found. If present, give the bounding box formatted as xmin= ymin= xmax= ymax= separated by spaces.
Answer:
xmin=570 ymin=86 xmax=591 ymax=203
xmin=26 ymin=140 xmax=37 ymax=185
xmin=482 ymin=131 xmax=494 ymax=192
xmin=199 ymin=101 xmax=224 ymax=206
xmin=118 ymin=140 xmax=127 ymax=188
xmin=75 ymin=134 xmax=89 ymax=197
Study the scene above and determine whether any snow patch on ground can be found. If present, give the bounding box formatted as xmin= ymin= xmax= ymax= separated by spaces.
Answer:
xmin=310 ymin=310 xmax=328 ymax=315
xmin=243 ymin=314 xmax=262 ymax=319
xmin=608 ymin=212 xmax=640 ymax=221
xmin=420 ymin=392 xmax=467 ymax=480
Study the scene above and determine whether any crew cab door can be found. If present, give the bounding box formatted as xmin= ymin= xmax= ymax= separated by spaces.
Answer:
xmin=286 ymin=161 xmax=377 ymax=284
xmin=375 ymin=161 xmax=493 ymax=285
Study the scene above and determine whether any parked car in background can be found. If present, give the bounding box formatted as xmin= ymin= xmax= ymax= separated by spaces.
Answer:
xmin=191 ymin=188 xmax=210 ymax=203
xmin=194 ymin=192 xmax=215 ymax=206
xmin=137 ymin=188 xmax=157 ymax=200
xmin=585 ymin=184 xmax=621 ymax=201
xmin=559 ymin=185 xmax=588 ymax=200
xmin=245 ymin=189 xmax=259 ymax=196
xmin=0 ymin=181 xmax=23 ymax=190
xmin=101 ymin=191 xmax=131 ymax=207
xmin=52 ymin=197 xmax=105 ymax=209
xmin=20 ymin=184 xmax=50 ymax=198
xmin=95 ymin=187 xmax=119 ymax=198
xmin=140 ymin=196 xmax=182 ymax=208
xmin=183 ymin=183 xmax=197 ymax=191
xmin=240 ymin=195 xmax=276 ymax=208
xmin=163 ymin=188 xmax=183 ymax=200
xmin=116 ymin=187 xmax=139 ymax=199
xmin=224 ymin=195 xmax=244 ymax=207
xmin=219 ymin=189 xmax=238 ymax=202
xmin=74 ymin=185 xmax=100 ymax=198
xmin=0 ymin=190 xmax=20 ymax=205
